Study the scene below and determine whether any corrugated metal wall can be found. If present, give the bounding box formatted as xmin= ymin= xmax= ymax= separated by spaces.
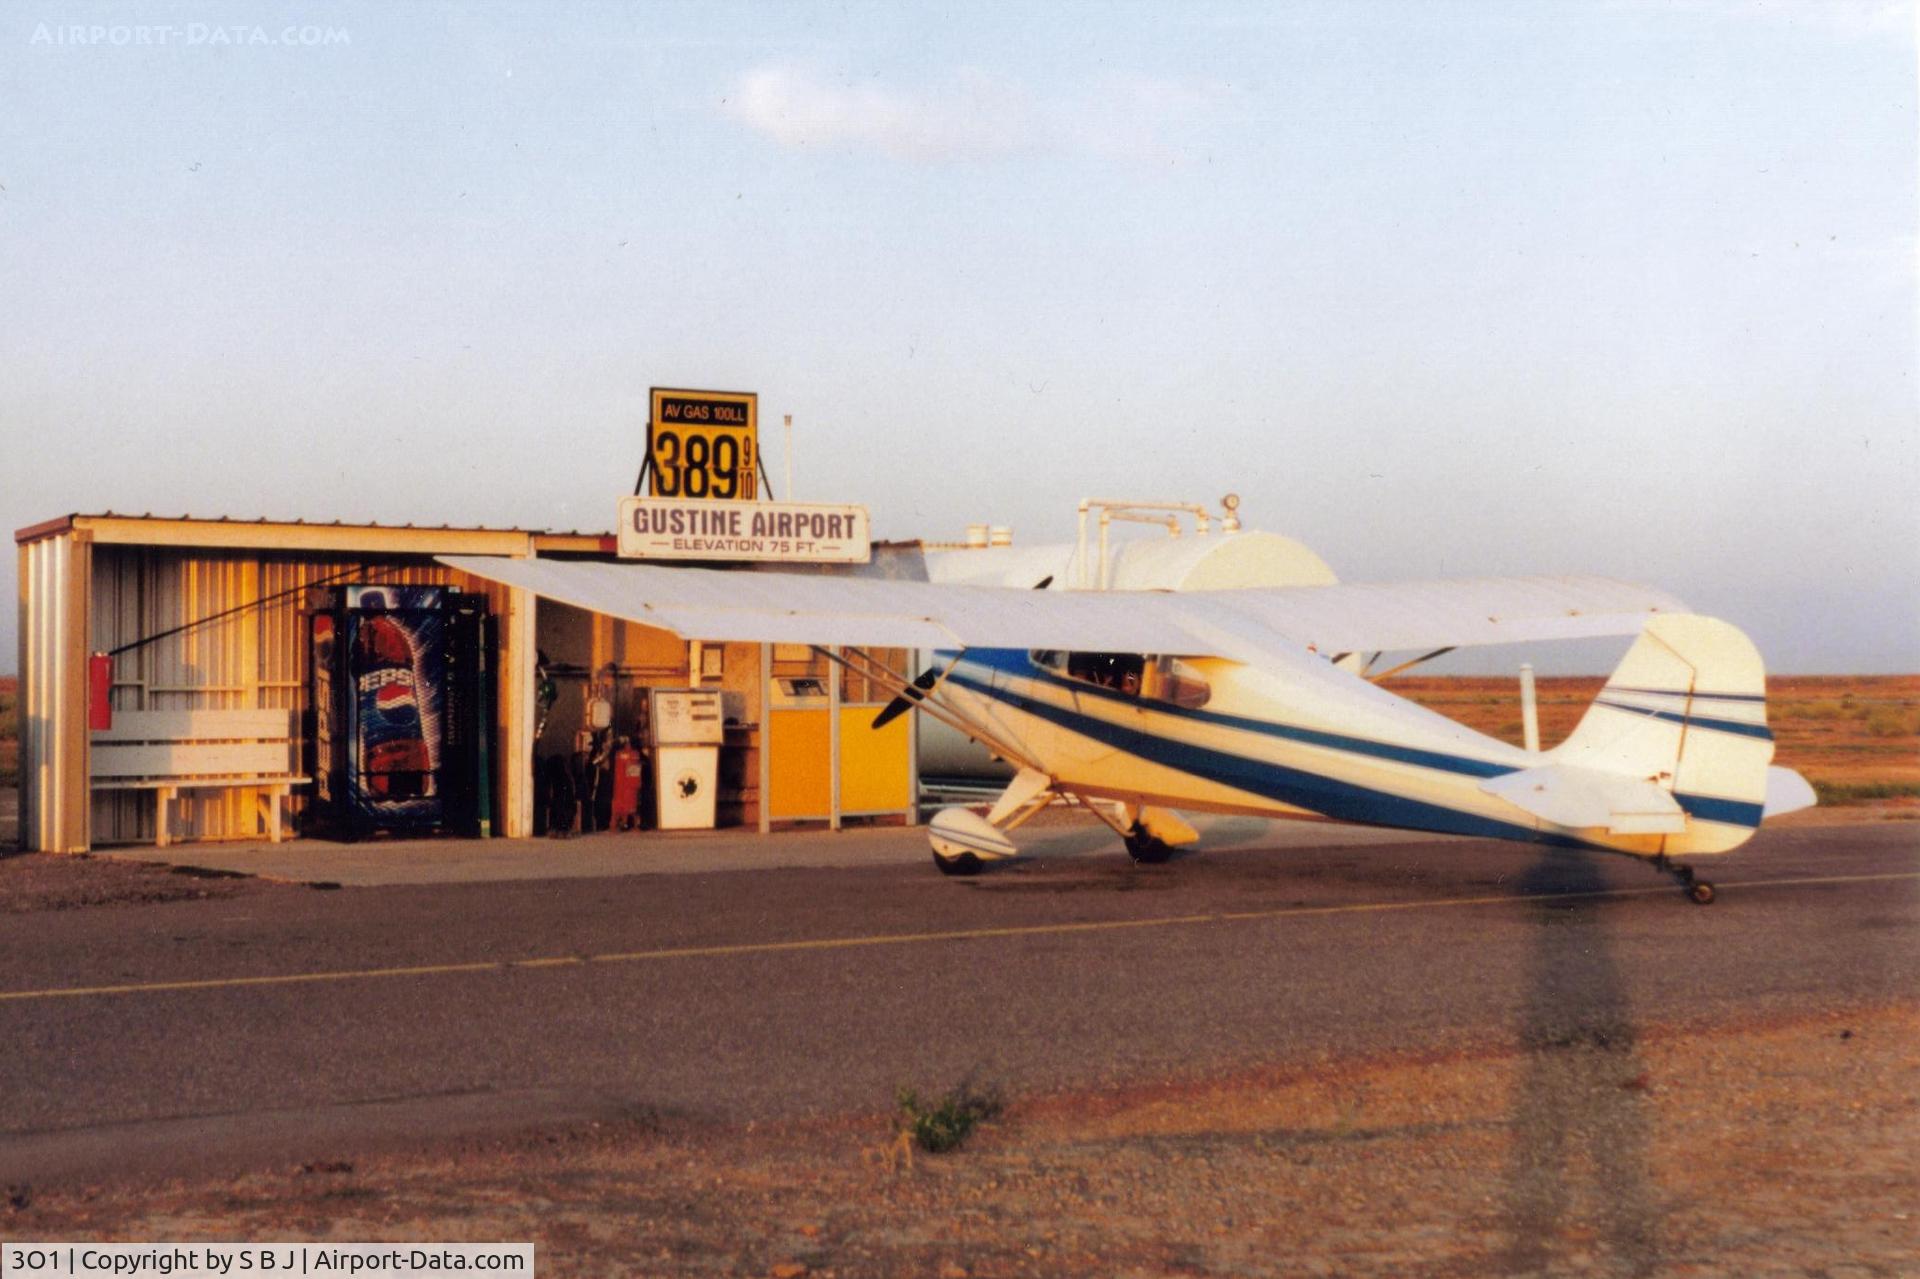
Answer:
xmin=19 ymin=531 xmax=91 ymax=852
xmin=89 ymin=547 xmax=509 ymax=844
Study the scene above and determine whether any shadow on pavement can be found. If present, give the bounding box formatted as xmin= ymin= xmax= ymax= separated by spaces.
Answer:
xmin=1498 ymin=849 xmax=1660 ymax=1276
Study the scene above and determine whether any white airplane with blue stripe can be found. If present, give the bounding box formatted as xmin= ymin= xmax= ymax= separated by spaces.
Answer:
xmin=441 ymin=554 xmax=1817 ymax=904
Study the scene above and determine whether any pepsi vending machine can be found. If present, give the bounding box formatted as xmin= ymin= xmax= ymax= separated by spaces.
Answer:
xmin=308 ymin=585 xmax=492 ymax=840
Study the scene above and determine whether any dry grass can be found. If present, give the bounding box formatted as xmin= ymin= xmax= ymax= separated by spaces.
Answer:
xmin=1393 ymin=674 xmax=1920 ymax=806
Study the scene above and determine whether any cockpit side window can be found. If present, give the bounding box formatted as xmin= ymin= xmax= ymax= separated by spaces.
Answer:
xmin=1151 ymin=657 xmax=1212 ymax=710
xmin=1053 ymin=651 xmax=1147 ymax=697
xmin=1034 ymin=651 xmax=1209 ymax=705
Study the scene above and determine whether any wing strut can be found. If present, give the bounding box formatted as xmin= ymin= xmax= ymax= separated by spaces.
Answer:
xmin=1366 ymin=647 xmax=1456 ymax=683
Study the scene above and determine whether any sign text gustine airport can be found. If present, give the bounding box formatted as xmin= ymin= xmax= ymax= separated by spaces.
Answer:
xmin=617 ymin=497 xmax=872 ymax=564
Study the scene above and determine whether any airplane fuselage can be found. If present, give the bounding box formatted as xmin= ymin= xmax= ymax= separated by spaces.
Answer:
xmin=938 ymin=648 xmax=1762 ymax=857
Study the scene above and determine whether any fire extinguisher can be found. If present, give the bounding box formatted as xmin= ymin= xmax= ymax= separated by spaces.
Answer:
xmin=89 ymin=652 xmax=113 ymax=731
xmin=611 ymin=739 xmax=645 ymax=831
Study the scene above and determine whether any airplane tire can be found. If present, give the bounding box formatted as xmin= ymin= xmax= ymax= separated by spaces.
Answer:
xmin=1124 ymin=828 xmax=1174 ymax=864
xmin=933 ymin=850 xmax=983 ymax=877
xmin=1688 ymin=880 xmax=1716 ymax=906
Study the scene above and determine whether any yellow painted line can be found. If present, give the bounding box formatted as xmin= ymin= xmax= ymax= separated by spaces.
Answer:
xmin=1 ymin=871 xmax=1914 ymax=1006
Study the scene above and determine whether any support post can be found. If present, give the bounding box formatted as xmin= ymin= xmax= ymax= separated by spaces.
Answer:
xmin=498 ymin=536 xmax=539 ymax=838
xmin=16 ymin=540 xmax=31 ymax=851
xmin=1097 ymin=509 xmax=1112 ymax=590
xmin=1520 ymin=662 xmax=1540 ymax=754
xmin=905 ymin=658 xmax=920 ymax=827
xmin=757 ymin=642 xmax=771 ymax=835
xmin=828 ymin=645 xmax=841 ymax=831
xmin=1075 ymin=502 xmax=1089 ymax=589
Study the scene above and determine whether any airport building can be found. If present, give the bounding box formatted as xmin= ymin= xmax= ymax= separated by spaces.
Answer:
xmin=14 ymin=512 xmax=930 ymax=852
xmin=15 ymin=395 xmax=1334 ymax=855
xmin=16 ymin=508 xmax=1345 ymax=855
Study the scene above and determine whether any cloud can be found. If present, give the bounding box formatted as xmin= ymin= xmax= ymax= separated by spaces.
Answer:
xmin=725 ymin=65 xmax=1039 ymax=160
xmin=723 ymin=64 xmax=1230 ymax=164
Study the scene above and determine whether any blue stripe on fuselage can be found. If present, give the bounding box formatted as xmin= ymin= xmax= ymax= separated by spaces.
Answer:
xmin=955 ymin=647 xmax=1514 ymax=779
xmin=943 ymin=667 xmax=1591 ymax=847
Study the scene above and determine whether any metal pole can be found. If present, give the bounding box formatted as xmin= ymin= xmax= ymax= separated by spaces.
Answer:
xmin=1075 ymin=501 xmax=1089 ymax=589
xmin=905 ymin=657 xmax=920 ymax=827
xmin=827 ymin=644 xmax=841 ymax=830
xmin=757 ymin=642 xmax=771 ymax=834
xmin=1098 ymin=509 xmax=1112 ymax=590
xmin=784 ymin=414 xmax=794 ymax=503
xmin=1520 ymin=662 xmax=1540 ymax=753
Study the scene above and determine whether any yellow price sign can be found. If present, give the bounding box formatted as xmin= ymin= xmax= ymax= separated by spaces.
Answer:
xmin=648 ymin=388 xmax=758 ymax=500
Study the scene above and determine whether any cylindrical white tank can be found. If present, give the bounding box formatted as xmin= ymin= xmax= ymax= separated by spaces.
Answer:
xmin=1107 ymin=531 xmax=1337 ymax=591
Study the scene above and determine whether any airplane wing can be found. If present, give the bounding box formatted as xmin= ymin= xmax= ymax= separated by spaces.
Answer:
xmin=1180 ymin=575 xmax=1691 ymax=657
xmin=438 ymin=556 xmax=1205 ymax=652
xmin=437 ymin=556 xmax=1687 ymax=661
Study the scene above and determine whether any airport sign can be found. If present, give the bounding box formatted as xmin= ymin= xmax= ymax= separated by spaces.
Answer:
xmin=618 ymin=497 xmax=871 ymax=563
xmin=647 ymin=387 xmax=757 ymax=501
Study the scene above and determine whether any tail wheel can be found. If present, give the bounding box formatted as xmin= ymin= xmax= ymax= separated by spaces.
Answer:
xmin=1124 ymin=825 xmax=1174 ymax=864
xmin=933 ymin=850 xmax=983 ymax=877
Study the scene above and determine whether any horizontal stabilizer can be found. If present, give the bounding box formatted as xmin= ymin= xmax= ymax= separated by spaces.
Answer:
xmin=1764 ymin=767 xmax=1817 ymax=818
xmin=1480 ymin=763 xmax=1686 ymax=835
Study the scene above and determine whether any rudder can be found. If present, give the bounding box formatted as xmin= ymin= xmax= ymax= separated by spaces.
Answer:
xmin=1554 ymin=615 xmax=1774 ymax=853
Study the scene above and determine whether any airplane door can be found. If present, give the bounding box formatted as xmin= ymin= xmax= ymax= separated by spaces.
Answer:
xmin=1003 ymin=651 xmax=1125 ymax=770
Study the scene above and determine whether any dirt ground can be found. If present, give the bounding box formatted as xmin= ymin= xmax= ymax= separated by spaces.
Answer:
xmin=8 ymin=1006 xmax=1913 ymax=1278
xmin=0 ymin=849 xmax=288 ymax=912
xmin=3 ymin=676 xmax=1915 ymax=1275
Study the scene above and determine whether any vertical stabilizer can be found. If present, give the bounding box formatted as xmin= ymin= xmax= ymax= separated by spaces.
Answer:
xmin=1554 ymin=615 xmax=1775 ymax=853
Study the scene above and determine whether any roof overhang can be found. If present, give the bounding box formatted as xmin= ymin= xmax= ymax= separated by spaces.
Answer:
xmin=14 ymin=513 xmax=585 ymax=557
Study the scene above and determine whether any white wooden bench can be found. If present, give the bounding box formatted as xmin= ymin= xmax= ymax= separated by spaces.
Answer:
xmin=91 ymin=709 xmax=309 ymax=847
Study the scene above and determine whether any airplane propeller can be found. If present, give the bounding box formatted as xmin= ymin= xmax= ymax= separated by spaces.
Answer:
xmin=872 ymin=667 xmax=940 ymax=729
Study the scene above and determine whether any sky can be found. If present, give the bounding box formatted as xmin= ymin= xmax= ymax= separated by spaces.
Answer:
xmin=2 ymin=0 xmax=1915 ymax=674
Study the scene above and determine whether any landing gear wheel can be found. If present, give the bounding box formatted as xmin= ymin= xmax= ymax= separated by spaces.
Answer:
xmin=1124 ymin=826 xmax=1174 ymax=865
xmin=1655 ymin=854 xmax=1715 ymax=906
xmin=933 ymin=850 xmax=983 ymax=877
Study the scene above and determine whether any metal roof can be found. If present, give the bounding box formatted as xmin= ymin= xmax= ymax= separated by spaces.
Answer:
xmin=18 ymin=513 xmax=945 ymax=544
xmin=15 ymin=512 xmax=611 ymax=539
xmin=15 ymin=513 xmax=943 ymax=551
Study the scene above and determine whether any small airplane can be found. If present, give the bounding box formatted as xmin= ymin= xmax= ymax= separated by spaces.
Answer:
xmin=442 ymin=552 xmax=1816 ymax=903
